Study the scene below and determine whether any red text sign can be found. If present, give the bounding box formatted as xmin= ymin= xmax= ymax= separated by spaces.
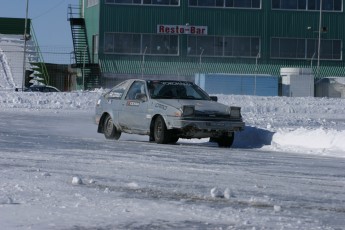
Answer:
xmin=157 ymin=25 xmax=208 ymax=35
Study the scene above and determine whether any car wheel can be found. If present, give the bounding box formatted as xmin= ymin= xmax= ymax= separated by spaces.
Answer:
xmin=216 ymin=132 xmax=234 ymax=148
xmin=103 ymin=115 xmax=121 ymax=140
xmin=154 ymin=116 xmax=170 ymax=144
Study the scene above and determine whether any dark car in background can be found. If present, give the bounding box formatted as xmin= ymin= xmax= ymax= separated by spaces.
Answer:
xmin=23 ymin=85 xmax=60 ymax=92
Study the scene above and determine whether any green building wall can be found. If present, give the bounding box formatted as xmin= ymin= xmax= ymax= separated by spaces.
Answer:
xmin=82 ymin=1 xmax=345 ymax=79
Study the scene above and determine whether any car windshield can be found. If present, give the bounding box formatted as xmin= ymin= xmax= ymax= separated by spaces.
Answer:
xmin=147 ymin=81 xmax=210 ymax=100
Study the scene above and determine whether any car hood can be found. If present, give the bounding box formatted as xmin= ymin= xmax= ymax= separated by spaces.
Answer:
xmin=155 ymin=99 xmax=230 ymax=115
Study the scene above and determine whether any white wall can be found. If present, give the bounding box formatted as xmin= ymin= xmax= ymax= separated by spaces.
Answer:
xmin=0 ymin=34 xmax=36 ymax=89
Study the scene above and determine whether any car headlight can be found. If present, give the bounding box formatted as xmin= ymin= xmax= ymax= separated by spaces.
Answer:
xmin=182 ymin=105 xmax=195 ymax=117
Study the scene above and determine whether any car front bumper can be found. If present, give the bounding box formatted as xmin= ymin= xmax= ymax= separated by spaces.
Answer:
xmin=165 ymin=117 xmax=245 ymax=138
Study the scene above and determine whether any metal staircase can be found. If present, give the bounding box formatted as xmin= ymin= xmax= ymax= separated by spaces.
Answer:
xmin=68 ymin=4 xmax=100 ymax=89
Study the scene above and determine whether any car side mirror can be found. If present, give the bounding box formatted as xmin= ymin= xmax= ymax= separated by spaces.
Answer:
xmin=135 ymin=93 xmax=148 ymax=102
xmin=210 ymin=96 xmax=218 ymax=102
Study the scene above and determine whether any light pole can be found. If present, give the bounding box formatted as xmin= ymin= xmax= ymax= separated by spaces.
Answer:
xmin=310 ymin=52 xmax=316 ymax=68
xmin=141 ymin=46 xmax=147 ymax=78
xmin=199 ymin=48 xmax=204 ymax=79
xmin=254 ymin=52 xmax=260 ymax=95
xmin=317 ymin=0 xmax=323 ymax=78
xmin=22 ymin=0 xmax=29 ymax=91
xmin=199 ymin=48 xmax=204 ymax=65
xmin=82 ymin=45 xmax=87 ymax=90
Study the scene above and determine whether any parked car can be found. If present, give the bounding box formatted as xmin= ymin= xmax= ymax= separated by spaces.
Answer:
xmin=95 ymin=79 xmax=245 ymax=147
xmin=24 ymin=85 xmax=60 ymax=92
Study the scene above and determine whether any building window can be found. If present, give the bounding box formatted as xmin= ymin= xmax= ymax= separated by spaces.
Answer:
xmin=105 ymin=0 xmax=141 ymax=4
xmin=104 ymin=33 xmax=179 ymax=56
xmin=143 ymin=0 xmax=179 ymax=5
xmin=105 ymin=0 xmax=179 ymax=6
xmin=271 ymin=38 xmax=305 ymax=58
xmin=271 ymin=37 xmax=342 ymax=60
xmin=142 ymin=34 xmax=179 ymax=55
xmin=105 ymin=33 xmax=141 ymax=54
xmin=189 ymin=0 xmax=261 ymax=9
xmin=272 ymin=0 xmax=342 ymax=11
xmin=187 ymin=35 xmax=260 ymax=58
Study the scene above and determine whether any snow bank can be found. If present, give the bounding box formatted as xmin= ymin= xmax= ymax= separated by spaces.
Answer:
xmin=0 ymin=90 xmax=102 ymax=110
xmin=1 ymin=90 xmax=344 ymax=156
xmin=272 ymin=128 xmax=345 ymax=155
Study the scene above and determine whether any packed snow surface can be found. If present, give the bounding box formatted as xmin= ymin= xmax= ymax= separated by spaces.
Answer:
xmin=1 ymin=89 xmax=345 ymax=229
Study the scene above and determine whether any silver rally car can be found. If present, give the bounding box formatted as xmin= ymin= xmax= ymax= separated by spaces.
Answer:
xmin=95 ymin=79 xmax=245 ymax=147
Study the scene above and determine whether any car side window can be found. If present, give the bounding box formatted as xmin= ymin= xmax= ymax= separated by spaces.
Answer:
xmin=125 ymin=81 xmax=146 ymax=100
xmin=106 ymin=81 xmax=130 ymax=99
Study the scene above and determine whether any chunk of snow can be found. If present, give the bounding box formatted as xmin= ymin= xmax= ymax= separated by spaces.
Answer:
xmin=71 ymin=177 xmax=83 ymax=185
xmin=210 ymin=187 xmax=224 ymax=198
xmin=127 ymin=182 xmax=139 ymax=189
xmin=41 ymin=172 xmax=51 ymax=177
xmin=274 ymin=205 xmax=282 ymax=212
xmin=224 ymin=188 xmax=233 ymax=199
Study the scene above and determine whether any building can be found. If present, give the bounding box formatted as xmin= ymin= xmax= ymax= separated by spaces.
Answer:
xmin=70 ymin=0 xmax=345 ymax=89
xmin=0 ymin=18 xmax=31 ymax=88
xmin=0 ymin=17 xmax=52 ymax=90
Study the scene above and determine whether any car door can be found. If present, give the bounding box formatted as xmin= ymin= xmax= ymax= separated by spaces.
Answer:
xmin=118 ymin=81 xmax=150 ymax=132
xmin=104 ymin=80 xmax=131 ymax=127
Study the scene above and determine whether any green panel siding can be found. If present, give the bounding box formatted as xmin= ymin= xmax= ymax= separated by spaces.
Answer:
xmin=83 ymin=0 xmax=345 ymax=78
xmin=84 ymin=4 xmax=100 ymax=61
xmin=100 ymin=6 xmax=183 ymax=34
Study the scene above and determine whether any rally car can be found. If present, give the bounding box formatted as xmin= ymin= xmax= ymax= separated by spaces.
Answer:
xmin=95 ymin=79 xmax=245 ymax=147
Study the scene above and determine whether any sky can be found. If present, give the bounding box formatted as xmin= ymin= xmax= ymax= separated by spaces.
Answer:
xmin=0 ymin=90 xmax=345 ymax=229
xmin=0 ymin=0 xmax=79 ymax=49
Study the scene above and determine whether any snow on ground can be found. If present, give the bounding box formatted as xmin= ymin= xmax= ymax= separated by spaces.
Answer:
xmin=1 ymin=89 xmax=345 ymax=156
xmin=1 ymin=89 xmax=345 ymax=229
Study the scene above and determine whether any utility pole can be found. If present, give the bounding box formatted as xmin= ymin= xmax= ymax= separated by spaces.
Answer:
xmin=22 ymin=0 xmax=29 ymax=91
xmin=82 ymin=45 xmax=87 ymax=90
xmin=317 ymin=0 xmax=323 ymax=78
xmin=199 ymin=48 xmax=204 ymax=79
xmin=141 ymin=46 xmax=147 ymax=78
xmin=199 ymin=48 xmax=204 ymax=65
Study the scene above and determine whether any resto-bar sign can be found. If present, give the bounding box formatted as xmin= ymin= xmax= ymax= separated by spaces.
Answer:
xmin=157 ymin=25 xmax=208 ymax=35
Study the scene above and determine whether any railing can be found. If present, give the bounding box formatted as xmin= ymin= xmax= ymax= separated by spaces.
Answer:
xmin=67 ymin=4 xmax=81 ymax=21
xmin=30 ymin=25 xmax=50 ymax=85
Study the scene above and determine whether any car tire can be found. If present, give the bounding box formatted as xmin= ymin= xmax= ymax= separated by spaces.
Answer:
xmin=154 ymin=116 xmax=170 ymax=144
xmin=216 ymin=132 xmax=234 ymax=148
xmin=103 ymin=115 xmax=121 ymax=140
